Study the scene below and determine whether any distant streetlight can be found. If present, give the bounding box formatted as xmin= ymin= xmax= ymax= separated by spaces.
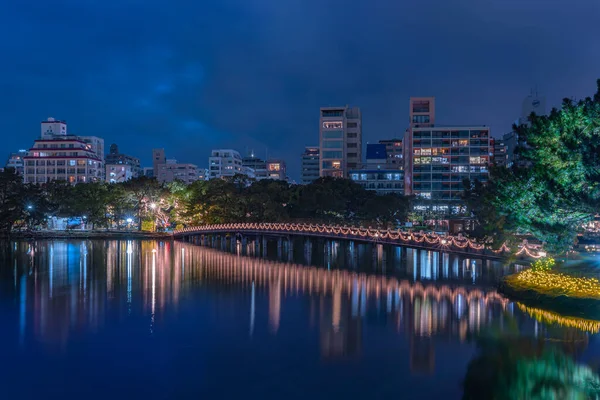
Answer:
xmin=27 ymin=205 xmax=33 ymax=210
xmin=150 ymin=203 xmax=157 ymax=209
xmin=126 ymin=218 xmax=133 ymax=224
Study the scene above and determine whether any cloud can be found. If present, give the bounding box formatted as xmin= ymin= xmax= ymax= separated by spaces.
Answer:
xmin=1 ymin=0 xmax=599 ymax=180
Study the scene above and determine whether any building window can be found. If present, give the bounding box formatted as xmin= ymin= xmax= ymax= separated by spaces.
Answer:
xmin=346 ymin=152 xmax=357 ymax=158
xmin=322 ymin=110 xmax=343 ymax=117
xmin=323 ymin=151 xmax=343 ymax=159
xmin=332 ymin=161 xmax=341 ymax=169
xmin=412 ymin=100 xmax=430 ymax=113
xmin=412 ymin=115 xmax=430 ymax=124
xmin=69 ymin=160 xmax=76 ymax=166
xmin=347 ymin=143 xmax=357 ymax=148
xmin=322 ymin=121 xmax=343 ymax=129
xmin=347 ymin=122 xmax=357 ymax=128
xmin=323 ymin=131 xmax=343 ymax=139
xmin=347 ymin=132 xmax=357 ymax=138
xmin=323 ymin=141 xmax=343 ymax=148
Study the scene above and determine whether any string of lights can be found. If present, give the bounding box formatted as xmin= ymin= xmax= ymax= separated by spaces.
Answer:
xmin=174 ymin=223 xmax=544 ymax=258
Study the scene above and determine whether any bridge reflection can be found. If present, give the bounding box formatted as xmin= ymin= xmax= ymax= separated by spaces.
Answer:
xmin=1 ymin=239 xmax=591 ymax=372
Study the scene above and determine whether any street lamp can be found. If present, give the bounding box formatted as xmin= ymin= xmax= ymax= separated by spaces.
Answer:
xmin=27 ymin=205 xmax=33 ymax=210
xmin=150 ymin=203 xmax=157 ymax=209
xmin=126 ymin=218 xmax=133 ymax=224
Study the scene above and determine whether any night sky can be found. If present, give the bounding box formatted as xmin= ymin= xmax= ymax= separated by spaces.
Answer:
xmin=2 ymin=0 xmax=599 ymax=180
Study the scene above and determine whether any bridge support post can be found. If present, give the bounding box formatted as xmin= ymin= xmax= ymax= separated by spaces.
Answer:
xmin=372 ymin=244 xmax=378 ymax=268
xmin=262 ymin=236 xmax=267 ymax=257
xmin=287 ymin=236 xmax=294 ymax=261
xmin=381 ymin=244 xmax=387 ymax=271
xmin=241 ymin=235 xmax=247 ymax=255
xmin=221 ymin=235 xmax=227 ymax=251
xmin=254 ymin=238 xmax=260 ymax=255
xmin=277 ymin=237 xmax=283 ymax=259
xmin=324 ymin=240 xmax=331 ymax=267
xmin=304 ymin=239 xmax=312 ymax=264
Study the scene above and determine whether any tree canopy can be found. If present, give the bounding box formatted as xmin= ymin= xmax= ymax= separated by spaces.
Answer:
xmin=464 ymin=79 xmax=600 ymax=253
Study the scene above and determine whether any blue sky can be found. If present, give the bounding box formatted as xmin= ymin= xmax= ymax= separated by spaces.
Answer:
xmin=2 ymin=0 xmax=600 ymax=180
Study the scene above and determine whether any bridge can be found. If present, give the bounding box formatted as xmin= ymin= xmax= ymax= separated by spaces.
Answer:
xmin=173 ymin=223 xmax=542 ymax=260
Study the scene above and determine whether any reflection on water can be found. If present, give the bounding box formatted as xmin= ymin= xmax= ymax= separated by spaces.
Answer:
xmin=0 ymin=239 xmax=598 ymax=399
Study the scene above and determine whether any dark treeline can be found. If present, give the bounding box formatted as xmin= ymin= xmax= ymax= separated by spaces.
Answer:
xmin=0 ymin=171 xmax=410 ymax=233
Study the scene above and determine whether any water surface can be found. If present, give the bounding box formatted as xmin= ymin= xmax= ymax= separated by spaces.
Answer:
xmin=0 ymin=239 xmax=598 ymax=399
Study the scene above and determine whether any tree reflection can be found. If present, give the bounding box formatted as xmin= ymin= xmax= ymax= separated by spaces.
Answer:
xmin=463 ymin=335 xmax=600 ymax=399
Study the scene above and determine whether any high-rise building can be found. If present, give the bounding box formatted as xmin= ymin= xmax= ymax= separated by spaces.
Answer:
xmin=242 ymin=154 xmax=267 ymax=179
xmin=379 ymin=139 xmax=403 ymax=169
xmin=504 ymin=90 xmax=547 ymax=167
xmin=208 ymin=149 xmax=250 ymax=179
xmin=105 ymin=143 xmax=141 ymax=178
xmin=319 ymin=106 xmax=362 ymax=178
xmin=5 ymin=150 xmax=28 ymax=175
xmin=492 ymin=138 xmax=507 ymax=167
xmin=143 ymin=167 xmax=154 ymax=178
xmin=349 ymin=144 xmax=404 ymax=195
xmin=266 ymin=159 xmax=287 ymax=181
xmin=152 ymin=148 xmax=166 ymax=177
xmin=411 ymin=126 xmax=490 ymax=214
xmin=404 ymin=98 xmax=436 ymax=195
xmin=23 ymin=119 xmax=103 ymax=184
xmin=157 ymin=159 xmax=199 ymax=184
xmin=301 ymin=146 xmax=320 ymax=184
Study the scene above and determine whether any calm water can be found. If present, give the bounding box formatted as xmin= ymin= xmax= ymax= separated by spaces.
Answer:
xmin=0 ymin=239 xmax=599 ymax=399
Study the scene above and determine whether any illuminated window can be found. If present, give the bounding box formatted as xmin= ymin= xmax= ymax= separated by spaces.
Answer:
xmin=69 ymin=160 xmax=76 ymax=166
xmin=332 ymin=161 xmax=341 ymax=169
xmin=322 ymin=121 xmax=343 ymax=129
xmin=418 ymin=192 xmax=431 ymax=199
xmin=459 ymin=139 xmax=468 ymax=146
xmin=469 ymin=156 xmax=482 ymax=164
xmin=414 ymin=149 xmax=421 ymax=155
xmin=421 ymin=157 xmax=431 ymax=164
xmin=414 ymin=157 xmax=421 ymax=164
xmin=421 ymin=148 xmax=431 ymax=155
xmin=268 ymin=163 xmax=281 ymax=171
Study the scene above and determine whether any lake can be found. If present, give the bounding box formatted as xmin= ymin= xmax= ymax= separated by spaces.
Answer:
xmin=0 ymin=239 xmax=598 ymax=399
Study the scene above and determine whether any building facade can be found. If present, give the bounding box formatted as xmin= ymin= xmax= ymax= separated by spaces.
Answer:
xmin=411 ymin=126 xmax=491 ymax=214
xmin=157 ymin=160 xmax=199 ymax=184
xmin=404 ymin=98 xmax=436 ymax=195
xmin=242 ymin=155 xmax=267 ymax=179
xmin=209 ymin=149 xmax=248 ymax=179
xmin=23 ymin=126 xmax=103 ymax=185
xmin=5 ymin=150 xmax=28 ymax=175
xmin=492 ymin=138 xmax=507 ymax=167
xmin=105 ymin=143 xmax=141 ymax=178
xmin=319 ymin=106 xmax=362 ymax=178
xmin=266 ymin=159 xmax=287 ymax=181
xmin=301 ymin=146 xmax=320 ymax=184
xmin=379 ymin=139 xmax=403 ymax=170
xmin=349 ymin=144 xmax=404 ymax=195
xmin=152 ymin=148 xmax=166 ymax=177
xmin=106 ymin=164 xmax=134 ymax=183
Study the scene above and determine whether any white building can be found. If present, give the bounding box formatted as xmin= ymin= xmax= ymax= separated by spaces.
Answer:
xmin=209 ymin=149 xmax=253 ymax=179
xmin=106 ymin=164 xmax=134 ymax=183
xmin=24 ymin=119 xmax=103 ymax=184
xmin=5 ymin=150 xmax=28 ymax=175
xmin=319 ymin=106 xmax=362 ymax=178
xmin=157 ymin=159 xmax=199 ymax=184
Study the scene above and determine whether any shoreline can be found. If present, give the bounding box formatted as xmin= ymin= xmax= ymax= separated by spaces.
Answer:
xmin=498 ymin=279 xmax=600 ymax=321
xmin=2 ymin=230 xmax=174 ymax=240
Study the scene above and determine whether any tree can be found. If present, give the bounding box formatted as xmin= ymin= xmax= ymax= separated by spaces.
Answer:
xmin=0 ymin=169 xmax=26 ymax=233
xmin=122 ymin=176 xmax=164 ymax=230
xmin=467 ymin=79 xmax=600 ymax=254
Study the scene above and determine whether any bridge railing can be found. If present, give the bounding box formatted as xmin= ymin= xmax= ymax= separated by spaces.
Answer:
xmin=173 ymin=222 xmax=543 ymax=259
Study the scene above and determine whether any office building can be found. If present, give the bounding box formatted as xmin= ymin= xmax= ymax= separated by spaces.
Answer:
xmin=5 ymin=150 xmax=28 ymax=175
xmin=106 ymin=164 xmax=134 ymax=183
xmin=105 ymin=143 xmax=141 ymax=178
xmin=266 ymin=159 xmax=287 ymax=180
xmin=505 ymin=90 xmax=547 ymax=167
xmin=319 ymin=106 xmax=362 ymax=178
xmin=143 ymin=167 xmax=154 ymax=178
xmin=349 ymin=144 xmax=404 ymax=195
xmin=301 ymin=146 xmax=320 ymax=184
xmin=242 ymin=154 xmax=267 ymax=179
xmin=152 ymin=148 xmax=166 ymax=177
xmin=379 ymin=139 xmax=403 ymax=170
xmin=209 ymin=149 xmax=249 ymax=179
xmin=157 ymin=159 xmax=200 ymax=184
xmin=492 ymin=138 xmax=507 ymax=167
xmin=411 ymin=126 xmax=491 ymax=214
xmin=23 ymin=118 xmax=103 ymax=184
xmin=404 ymin=98 xmax=436 ymax=195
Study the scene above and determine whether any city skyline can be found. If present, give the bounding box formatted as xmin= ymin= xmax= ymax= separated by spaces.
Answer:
xmin=1 ymin=1 xmax=600 ymax=181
